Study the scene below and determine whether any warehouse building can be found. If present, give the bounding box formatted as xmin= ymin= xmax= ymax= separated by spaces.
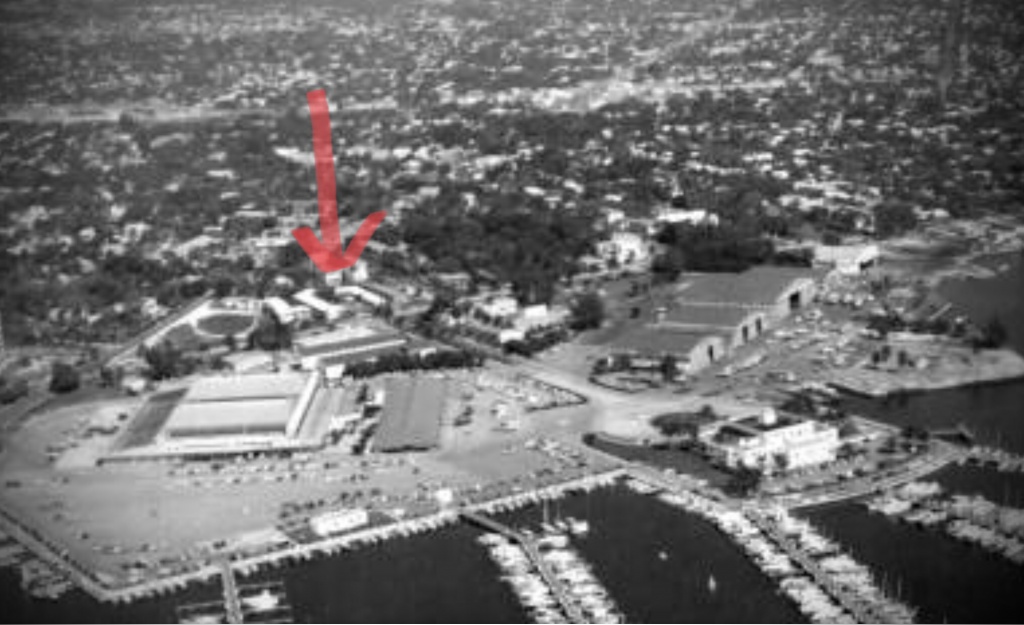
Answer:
xmin=374 ymin=377 xmax=447 ymax=452
xmin=608 ymin=266 xmax=820 ymax=374
xmin=103 ymin=372 xmax=327 ymax=462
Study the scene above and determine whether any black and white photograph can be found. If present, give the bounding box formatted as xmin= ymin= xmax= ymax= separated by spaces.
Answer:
xmin=1 ymin=0 xmax=1023 ymax=622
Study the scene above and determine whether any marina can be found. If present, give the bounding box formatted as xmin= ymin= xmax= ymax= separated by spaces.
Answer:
xmin=176 ymin=580 xmax=293 ymax=625
xmin=865 ymin=482 xmax=1024 ymax=566
xmin=619 ymin=477 xmax=914 ymax=624
xmin=965 ymin=446 xmax=1024 ymax=475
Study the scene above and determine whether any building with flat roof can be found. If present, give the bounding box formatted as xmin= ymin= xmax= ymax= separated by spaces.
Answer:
xmin=677 ymin=266 xmax=818 ymax=320
xmin=292 ymin=288 xmax=345 ymax=322
xmin=813 ymin=243 xmax=880 ymax=275
xmin=612 ymin=325 xmax=726 ymax=375
xmin=294 ymin=326 xmax=408 ymax=371
xmin=607 ymin=266 xmax=820 ymax=375
xmin=374 ymin=377 xmax=447 ymax=452
xmin=700 ymin=408 xmax=839 ymax=473
xmin=103 ymin=372 xmax=326 ymax=462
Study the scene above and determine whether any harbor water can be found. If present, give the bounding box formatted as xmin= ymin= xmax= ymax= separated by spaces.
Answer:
xmin=496 ymin=484 xmax=806 ymax=624
xmin=806 ymin=251 xmax=1024 ymax=623
xmin=804 ymin=501 xmax=1024 ymax=623
xmin=2 ymin=255 xmax=1023 ymax=623
xmin=842 ymin=253 xmax=1024 ymax=453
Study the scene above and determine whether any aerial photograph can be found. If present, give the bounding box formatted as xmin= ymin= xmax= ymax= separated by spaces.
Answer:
xmin=1 ymin=0 xmax=1023 ymax=622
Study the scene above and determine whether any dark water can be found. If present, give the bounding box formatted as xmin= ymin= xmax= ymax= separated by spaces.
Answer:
xmin=0 ymin=569 xmax=220 ymax=624
xmin=0 ymin=524 xmax=525 ymax=625
xmin=940 ymin=253 xmax=1024 ymax=355
xmin=279 ymin=523 xmax=525 ymax=624
xmin=498 ymin=485 xmax=805 ymax=624
xmin=806 ymin=252 xmax=1024 ymax=624
xmin=0 ymin=487 xmax=803 ymax=624
xmin=805 ymin=502 xmax=1024 ymax=623
xmin=843 ymin=253 xmax=1024 ymax=453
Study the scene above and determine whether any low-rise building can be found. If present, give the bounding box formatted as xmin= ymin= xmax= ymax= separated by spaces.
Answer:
xmin=701 ymin=408 xmax=839 ymax=473
xmin=596 ymin=231 xmax=650 ymax=265
xmin=813 ymin=243 xmax=880 ymax=275
xmin=292 ymin=289 xmax=345 ymax=323
xmin=293 ymin=326 xmax=407 ymax=371
xmin=309 ymin=508 xmax=370 ymax=537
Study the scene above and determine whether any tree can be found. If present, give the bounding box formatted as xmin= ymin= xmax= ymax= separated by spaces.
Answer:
xmin=49 ymin=362 xmax=80 ymax=394
xmin=978 ymin=315 xmax=1008 ymax=349
xmin=873 ymin=201 xmax=918 ymax=238
xmin=660 ymin=354 xmax=679 ymax=382
xmin=724 ymin=467 xmax=762 ymax=497
xmin=144 ymin=341 xmax=185 ymax=380
xmin=0 ymin=378 xmax=29 ymax=404
xmin=569 ymin=292 xmax=605 ymax=331
xmin=651 ymin=412 xmax=696 ymax=438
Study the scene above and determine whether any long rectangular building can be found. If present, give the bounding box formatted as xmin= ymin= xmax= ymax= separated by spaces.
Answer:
xmin=294 ymin=326 xmax=407 ymax=371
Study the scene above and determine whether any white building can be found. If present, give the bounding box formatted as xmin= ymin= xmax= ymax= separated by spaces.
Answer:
xmin=653 ymin=208 xmax=720 ymax=227
xmin=813 ymin=243 xmax=880 ymax=275
xmin=474 ymin=295 xmax=519 ymax=324
xmin=702 ymin=408 xmax=839 ymax=473
xmin=596 ymin=231 xmax=650 ymax=265
xmin=264 ymin=296 xmax=296 ymax=325
xmin=292 ymin=289 xmax=345 ymax=323
xmin=309 ymin=508 xmax=369 ymax=537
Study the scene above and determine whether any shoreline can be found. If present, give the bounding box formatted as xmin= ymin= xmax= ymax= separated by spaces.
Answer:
xmin=0 ymin=469 xmax=625 ymax=606
xmin=826 ymin=350 xmax=1024 ymax=399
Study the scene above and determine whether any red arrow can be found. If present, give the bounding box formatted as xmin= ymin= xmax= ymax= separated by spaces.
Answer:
xmin=291 ymin=89 xmax=386 ymax=272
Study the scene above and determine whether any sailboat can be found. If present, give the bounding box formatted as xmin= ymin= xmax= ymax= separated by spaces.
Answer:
xmin=553 ymin=499 xmax=568 ymax=532
xmin=541 ymin=499 xmax=558 ymax=534
xmin=707 ymin=574 xmax=718 ymax=594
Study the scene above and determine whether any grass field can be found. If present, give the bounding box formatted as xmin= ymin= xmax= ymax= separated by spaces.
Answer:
xmin=195 ymin=313 xmax=256 ymax=337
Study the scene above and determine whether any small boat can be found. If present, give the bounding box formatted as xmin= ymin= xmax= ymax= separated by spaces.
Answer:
xmin=707 ymin=574 xmax=717 ymax=594
xmin=657 ymin=550 xmax=668 ymax=561
xmin=242 ymin=588 xmax=280 ymax=612
xmin=568 ymin=518 xmax=590 ymax=537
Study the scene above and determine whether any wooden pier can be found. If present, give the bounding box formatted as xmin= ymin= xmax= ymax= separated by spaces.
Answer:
xmin=460 ymin=510 xmax=587 ymax=624
xmin=746 ymin=513 xmax=911 ymax=624
xmin=217 ymin=559 xmax=244 ymax=624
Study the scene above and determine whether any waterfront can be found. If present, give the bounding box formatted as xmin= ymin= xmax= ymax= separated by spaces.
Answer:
xmin=0 ymin=485 xmax=805 ymax=624
xmin=803 ymin=252 xmax=1024 ymax=623
xmin=2 ymin=258 xmax=1023 ymax=623
xmin=843 ymin=253 xmax=1024 ymax=453
xmin=497 ymin=485 xmax=806 ymax=624
xmin=805 ymin=501 xmax=1024 ymax=623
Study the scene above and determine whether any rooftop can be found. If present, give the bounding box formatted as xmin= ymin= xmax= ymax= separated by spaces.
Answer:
xmin=184 ymin=373 xmax=310 ymax=402
xmin=295 ymin=327 xmax=406 ymax=358
xmin=375 ymin=377 xmax=447 ymax=452
xmin=677 ymin=266 xmax=818 ymax=307
xmin=163 ymin=398 xmax=296 ymax=437
xmin=612 ymin=325 xmax=720 ymax=358
xmin=660 ymin=303 xmax=762 ymax=329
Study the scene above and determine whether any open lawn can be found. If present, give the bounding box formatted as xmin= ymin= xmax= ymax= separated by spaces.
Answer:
xmin=195 ymin=313 xmax=256 ymax=337
xmin=587 ymin=436 xmax=732 ymax=488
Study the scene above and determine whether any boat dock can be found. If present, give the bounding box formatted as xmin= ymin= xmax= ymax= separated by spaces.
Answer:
xmin=747 ymin=512 xmax=912 ymax=624
xmin=622 ymin=467 xmax=914 ymax=623
xmin=461 ymin=510 xmax=588 ymax=624
xmin=965 ymin=445 xmax=1024 ymax=473
xmin=218 ymin=559 xmax=243 ymax=624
